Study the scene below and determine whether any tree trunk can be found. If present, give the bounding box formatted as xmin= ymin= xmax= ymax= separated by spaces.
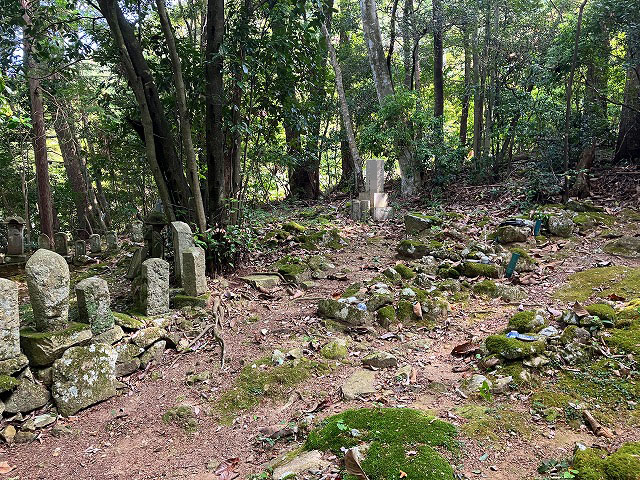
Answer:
xmin=22 ymin=0 xmax=55 ymax=243
xmin=156 ymin=0 xmax=207 ymax=234
xmin=563 ymin=0 xmax=588 ymax=200
xmin=97 ymin=0 xmax=177 ymax=222
xmin=432 ymin=0 xmax=444 ymax=175
xmin=402 ymin=0 xmax=414 ymax=89
xmin=471 ymin=15 xmax=484 ymax=169
xmin=323 ymin=22 xmax=363 ymax=192
xmin=459 ymin=25 xmax=471 ymax=149
xmin=52 ymin=99 xmax=101 ymax=233
xmin=205 ymin=0 xmax=225 ymax=223
xmin=614 ymin=28 xmax=640 ymax=163
xmin=360 ymin=0 xmax=419 ymax=194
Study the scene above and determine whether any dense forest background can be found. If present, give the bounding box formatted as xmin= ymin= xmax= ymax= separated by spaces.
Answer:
xmin=0 ymin=0 xmax=638 ymax=250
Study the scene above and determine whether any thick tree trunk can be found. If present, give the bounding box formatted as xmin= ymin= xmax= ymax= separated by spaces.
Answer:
xmin=614 ymin=34 xmax=640 ymax=163
xmin=98 ymin=0 xmax=177 ymax=222
xmin=22 ymin=0 xmax=55 ymax=243
xmin=98 ymin=0 xmax=192 ymax=221
xmin=156 ymin=0 xmax=207 ymax=234
xmin=205 ymin=0 xmax=225 ymax=223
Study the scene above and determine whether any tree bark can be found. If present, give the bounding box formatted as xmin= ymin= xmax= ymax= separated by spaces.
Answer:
xmin=156 ymin=0 xmax=207 ymax=233
xmin=471 ymin=14 xmax=484 ymax=169
xmin=322 ymin=22 xmax=363 ymax=192
xmin=205 ymin=0 xmax=225 ymax=223
xmin=459 ymin=25 xmax=471 ymax=149
xmin=563 ymin=0 xmax=588 ymax=200
xmin=614 ymin=29 xmax=640 ymax=163
xmin=22 ymin=0 xmax=55 ymax=243
xmin=432 ymin=0 xmax=444 ymax=175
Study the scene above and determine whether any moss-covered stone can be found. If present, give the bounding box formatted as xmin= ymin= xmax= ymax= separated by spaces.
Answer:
xmin=472 ymin=280 xmax=498 ymax=296
xmin=507 ymin=310 xmax=545 ymax=333
xmin=0 ymin=353 xmax=28 ymax=376
xmin=282 ymin=221 xmax=307 ymax=233
xmin=616 ymin=299 xmax=640 ymax=327
xmin=341 ymin=282 xmax=363 ymax=298
xmin=320 ymin=339 xmax=348 ymax=360
xmin=606 ymin=322 xmax=640 ymax=355
xmin=113 ymin=312 xmax=145 ymax=330
xmin=461 ymin=262 xmax=500 ymax=279
xmin=376 ymin=305 xmax=396 ymax=328
xmin=553 ymin=267 xmax=640 ymax=302
xmin=405 ymin=213 xmax=443 ymax=234
xmin=317 ymin=299 xmax=368 ymax=326
xmin=366 ymin=293 xmax=393 ymax=311
xmin=0 ymin=375 xmax=20 ymax=393
xmin=162 ymin=405 xmax=198 ymax=433
xmin=171 ymin=292 xmax=210 ymax=309
xmin=437 ymin=266 xmax=460 ymax=279
xmin=396 ymin=300 xmax=420 ymax=323
xmin=394 ymin=263 xmax=416 ymax=279
xmin=573 ymin=442 xmax=640 ymax=480
xmin=397 ymin=240 xmax=429 ymax=259
xmin=305 ymin=408 xmax=457 ymax=480
xmin=20 ymin=323 xmax=93 ymax=367
xmin=603 ymin=236 xmax=640 ymax=258
xmin=275 ymin=255 xmax=310 ymax=283
xmin=485 ymin=335 xmax=546 ymax=359
xmin=586 ymin=303 xmax=617 ymax=324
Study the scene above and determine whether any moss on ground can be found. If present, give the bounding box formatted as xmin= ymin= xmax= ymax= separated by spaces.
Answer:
xmin=586 ymin=303 xmax=617 ymax=323
xmin=606 ymin=321 xmax=640 ymax=355
xmin=214 ymin=357 xmax=329 ymax=421
xmin=162 ymin=405 xmax=198 ymax=433
xmin=461 ymin=262 xmax=500 ymax=278
xmin=553 ymin=267 xmax=640 ymax=302
xmin=507 ymin=310 xmax=536 ymax=333
xmin=617 ymin=299 xmax=640 ymax=327
xmin=305 ymin=408 xmax=458 ymax=480
xmin=455 ymin=404 xmax=530 ymax=443
xmin=394 ymin=263 xmax=416 ymax=279
xmin=573 ymin=442 xmax=640 ymax=480
xmin=485 ymin=335 xmax=546 ymax=359
xmin=573 ymin=212 xmax=616 ymax=228
xmin=320 ymin=339 xmax=348 ymax=359
xmin=473 ymin=280 xmax=498 ymax=296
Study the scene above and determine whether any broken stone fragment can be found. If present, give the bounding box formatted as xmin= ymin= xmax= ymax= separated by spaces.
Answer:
xmin=404 ymin=213 xmax=443 ymax=234
xmin=341 ymin=369 xmax=377 ymax=400
xmin=115 ymin=343 xmax=144 ymax=377
xmin=0 ymin=353 xmax=28 ymax=376
xmin=495 ymin=225 xmax=529 ymax=244
xmin=131 ymin=326 xmax=166 ymax=349
xmin=548 ymin=213 xmax=574 ymax=237
xmin=140 ymin=340 xmax=166 ymax=368
xmin=51 ymin=343 xmax=117 ymax=416
xmin=362 ymin=351 xmax=398 ymax=369
xmin=465 ymin=374 xmax=492 ymax=394
xmin=20 ymin=323 xmax=93 ymax=367
xmin=317 ymin=299 xmax=369 ymax=326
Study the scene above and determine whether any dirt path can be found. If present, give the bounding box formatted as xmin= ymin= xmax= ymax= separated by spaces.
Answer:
xmin=3 ymin=201 xmax=640 ymax=480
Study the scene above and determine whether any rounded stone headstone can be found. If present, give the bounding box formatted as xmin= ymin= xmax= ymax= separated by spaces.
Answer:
xmin=25 ymin=249 xmax=70 ymax=332
xmin=75 ymin=277 xmax=114 ymax=335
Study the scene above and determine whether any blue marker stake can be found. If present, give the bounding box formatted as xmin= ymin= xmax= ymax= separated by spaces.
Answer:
xmin=505 ymin=252 xmax=520 ymax=278
xmin=534 ymin=219 xmax=542 ymax=236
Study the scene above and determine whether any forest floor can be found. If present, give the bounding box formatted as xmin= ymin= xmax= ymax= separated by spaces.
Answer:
xmin=2 ymin=184 xmax=640 ymax=480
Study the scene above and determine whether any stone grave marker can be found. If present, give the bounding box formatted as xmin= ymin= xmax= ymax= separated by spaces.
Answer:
xmin=0 ymin=278 xmax=20 ymax=361
xmin=106 ymin=231 xmax=119 ymax=251
xmin=25 ymin=249 xmax=70 ymax=331
xmin=38 ymin=233 xmax=51 ymax=250
xmin=171 ymin=221 xmax=195 ymax=285
xmin=141 ymin=258 xmax=169 ymax=315
xmin=75 ymin=277 xmax=115 ymax=335
xmin=54 ymin=232 xmax=69 ymax=256
xmin=89 ymin=234 xmax=102 ymax=253
xmin=182 ymin=247 xmax=207 ymax=296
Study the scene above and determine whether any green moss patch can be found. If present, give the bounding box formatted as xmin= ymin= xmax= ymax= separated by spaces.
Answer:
xmin=376 ymin=305 xmax=396 ymax=327
xmin=214 ymin=358 xmax=329 ymax=421
xmin=586 ymin=303 xmax=617 ymax=323
xmin=553 ymin=267 xmax=640 ymax=302
xmin=507 ymin=311 xmax=536 ymax=333
xmin=472 ymin=280 xmax=498 ymax=296
xmin=485 ymin=335 xmax=546 ymax=359
xmin=162 ymin=405 xmax=198 ymax=433
xmin=394 ymin=263 xmax=416 ymax=279
xmin=456 ymin=404 xmax=530 ymax=443
xmin=171 ymin=292 xmax=210 ymax=309
xmin=0 ymin=375 xmax=20 ymax=393
xmin=461 ymin=262 xmax=500 ymax=279
xmin=113 ymin=312 xmax=145 ymax=330
xmin=305 ymin=408 xmax=458 ymax=480
xmin=573 ymin=442 xmax=640 ymax=480
xmin=606 ymin=322 xmax=640 ymax=355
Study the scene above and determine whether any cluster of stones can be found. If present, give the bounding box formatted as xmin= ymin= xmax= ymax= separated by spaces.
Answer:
xmin=0 ymin=246 xmax=196 ymax=430
xmin=350 ymin=159 xmax=393 ymax=222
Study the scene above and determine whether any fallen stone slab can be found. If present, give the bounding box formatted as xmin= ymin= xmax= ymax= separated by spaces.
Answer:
xmin=20 ymin=323 xmax=92 ymax=367
xmin=342 ymin=369 xmax=377 ymax=400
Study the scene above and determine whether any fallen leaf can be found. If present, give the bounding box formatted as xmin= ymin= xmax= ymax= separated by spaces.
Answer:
xmin=0 ymin=462 xmax=14 ymax=474
xmin=344 ymin=447 xmax=370 ymax=480
xmin=215 ymin=458 xmax=240 ymax=480
xmin=608 ymin=293 xmax=626 ymax=302
xmin=399 ymin=471 xmax=408 ymax=478
xmin=291 ymin=289 xmax=304 ymax=299
xmin=451 ymin=342 xmax=480 ymax=356
xmin=413 ymin=302 xmax=423 ymax=318
xmin=573 ymin=301 xmax=589 ymax=317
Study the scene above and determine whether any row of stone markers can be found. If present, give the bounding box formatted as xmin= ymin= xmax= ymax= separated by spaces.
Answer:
xmin=350 ymin=159 xmax=393 ymax=222
xmin=0 ymin=243 xmax=205 ymax=422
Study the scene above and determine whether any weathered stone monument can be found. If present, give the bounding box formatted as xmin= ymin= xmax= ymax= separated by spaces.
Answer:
xmin=75 ymin=240 xmax=86 ymax=257
xmin=182 ymin=247 xmax=207 ymax=296
xmin=141 ymin=258 xmax=170 ymax=315
xmin=54 ymin=232 xmax=69 ymax=256
xmin=0 ymin=278 xmax=20 ymax=361
xmin=350 ymin=159 xmax=392 ymax=222
xmin=25 ymin=249 xmax=70 ymax=331
xmin=89 ymin=234 xmax=102 ymax=253
xmin=75 ymin=277 xmax=115 ymax=335
xmin=144 ymin=212 xmax=166 ymax=259
xmin=106 ymin=231 xmax=119 ymax=251
xmin=4 ymin=216 xmax=26 ymax=263
xmin=131 ymin=221 xmax=144 ymax=242
xmin=171 ymin=221 xmax=195 ymax=284
xmin=38 ymin=233 xmax=51 ymax=250
xmin=126 ymin=248 xmax=143 ymax=280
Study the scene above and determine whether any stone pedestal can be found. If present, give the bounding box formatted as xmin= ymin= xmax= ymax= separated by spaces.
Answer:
xmin=182 ymin=247 xmax=207 ymax=296
xmin=141 ymin=258 xmax=170 ymax=315
xmin=0 ymin=278 xmax=20 ymax=361
xmin=25 ymin=249 xmax=70 ymax=332
xmin=171 ymin=221 xmax=195 ymax=285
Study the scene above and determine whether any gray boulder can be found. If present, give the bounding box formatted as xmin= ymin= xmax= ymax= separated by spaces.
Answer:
xmin=4 ymin=373 xmax=50 ymax=414
xmin=52 ymin=343 xmax=117 ymax=416
xmin=548 ymin=213 xmax=574 ymax=237
xmin=495 ymin=225 xmax=529 ymax=244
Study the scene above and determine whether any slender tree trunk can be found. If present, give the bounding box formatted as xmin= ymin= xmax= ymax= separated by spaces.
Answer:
xmin=614 ymin=28 xmax=640 ymax=163
xmin=156 ymin=0 xmax=207 ymax=233
xmin=482 ymin=1 xmax=497 ymax=166
xmin=563 ymin=0 xmax=588 ymax=200
xmin=471 ymin=14 xmax=484 ymax=170
xmin=322 ymin=22 xmax=363 ymax=192
xmin=205 ymin=0 xmax=225 ymax=223
xmin=22 ymin=0 xmax=55 ymax=242
xmin=459 ymin=25 xmax=471 ymax=149
xmin=402 ymin=0 xmax=414 ymax=89
xmin=432 ymin=0 xmax=444 ymax=176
